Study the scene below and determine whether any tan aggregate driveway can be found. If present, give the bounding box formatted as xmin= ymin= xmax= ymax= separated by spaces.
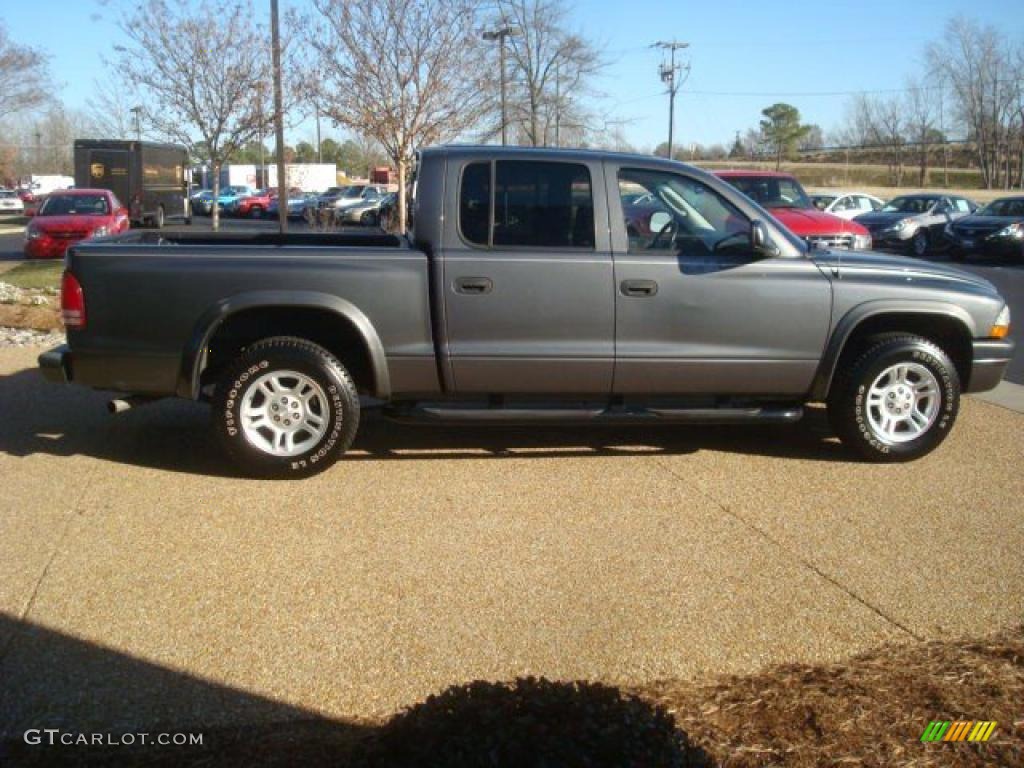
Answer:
xmin=0 ymin=345 xmax=1022 ymax=736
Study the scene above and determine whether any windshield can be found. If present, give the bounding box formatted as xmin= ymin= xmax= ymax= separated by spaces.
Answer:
xmin=978 ymin=198 xmax=1024 ymax=217
xmin=882 ymin=197 xmax=936 ymax=214
xmin=725 ymin=176 xmax=811 ymax=209
xmin=343 ymin=186 xmax=364 ymax=198
xmin=0 ymin=191 xmax=17 ymax=199
xmin=40 ymin=194 xmax=109 ymax=216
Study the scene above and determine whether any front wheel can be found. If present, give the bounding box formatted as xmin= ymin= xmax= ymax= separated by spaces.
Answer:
xmin=213 ymin=336 xmax=360 ymax=478
xmin=828 ymin=335 xmax=960 ymax=462
xmin=911 ymin=228 xmax=929 ymax=257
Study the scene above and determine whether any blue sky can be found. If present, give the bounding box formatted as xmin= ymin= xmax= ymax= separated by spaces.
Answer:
xmin=3 ymin=0 xmax=1022 ymax=149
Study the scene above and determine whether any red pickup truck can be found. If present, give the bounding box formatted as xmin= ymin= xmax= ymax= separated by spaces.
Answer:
xmin=716 ymin=171 xmax=872 ymax=251
xmin=231 ymin=189 xmax=274 ymax=219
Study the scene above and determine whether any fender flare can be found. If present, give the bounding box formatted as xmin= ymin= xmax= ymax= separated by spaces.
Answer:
xmin=176 ymin=290 xmax=391 ymax=400
xmin=810 ymin=299 xmax=976 ymax=401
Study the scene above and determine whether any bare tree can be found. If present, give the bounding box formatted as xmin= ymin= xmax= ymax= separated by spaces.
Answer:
xmin=927 ymin=16 xmax=1016 ymax=188
xmin=85 ymin=78 xmax=136 ymax=140
xmin=0 ymin=22 xmax=52 ymax=121
xmin=905 ymin=81 xmax=938 ymax=186
xmin=115 ymin=0 xmax=273 ymax=228
xmin=305 ymin=0 xmax=492 ymax=232
xmin=493 ymin=0 xmax=604 ymax=147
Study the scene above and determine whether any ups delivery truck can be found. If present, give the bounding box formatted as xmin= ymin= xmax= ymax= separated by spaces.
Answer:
xmin=74 ymin=140 xmax=190 ymax=228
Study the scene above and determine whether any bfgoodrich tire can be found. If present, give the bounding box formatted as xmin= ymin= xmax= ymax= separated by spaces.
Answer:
xmin=828 ymin=335 xmax=960 ymax=462
xmin=213 ymin=336 xmax=360 ymax=478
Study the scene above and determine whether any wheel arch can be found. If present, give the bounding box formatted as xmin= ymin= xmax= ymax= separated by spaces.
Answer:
xmin=812 ymin=301 xmax=976 ymax=400
xmin=177 ymin=291 xmax=391 ymax=400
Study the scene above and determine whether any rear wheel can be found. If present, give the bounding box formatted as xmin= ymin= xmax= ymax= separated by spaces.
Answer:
xmin=828 ymin=335 xmax=960 ymax=462
xmin=213 ymin=336 xmax=360 ymax=478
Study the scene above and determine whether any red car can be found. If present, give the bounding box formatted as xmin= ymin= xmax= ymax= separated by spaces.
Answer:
xmin=24 ymin=189 xmax=130 ymax=259
xmin=715 ymin=171 xmax=872 ymax=251
xmin=232 ymin=189 xmax=274 ymax=218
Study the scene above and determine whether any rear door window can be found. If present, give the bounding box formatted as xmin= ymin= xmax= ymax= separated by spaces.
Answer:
xmin=493 ymin=161 xmax=594 ymax=248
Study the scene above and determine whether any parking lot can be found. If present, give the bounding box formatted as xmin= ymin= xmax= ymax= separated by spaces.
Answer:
xmin=1 ymin=341 xmax=1023 ymax=742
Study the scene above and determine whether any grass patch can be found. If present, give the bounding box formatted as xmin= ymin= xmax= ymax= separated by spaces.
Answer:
xmin=2 ymin=260 xmax=63 ymax=290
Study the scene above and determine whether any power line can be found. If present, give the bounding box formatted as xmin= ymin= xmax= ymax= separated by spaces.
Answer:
xmin=651 ymin=40 xmax=689 ymax=157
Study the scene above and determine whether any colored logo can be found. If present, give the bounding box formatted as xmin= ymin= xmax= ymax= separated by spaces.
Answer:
xmin=921 ymin=721 xmax=997 ymax=742
xmin=90 ymin=163 xmax=105 ymax=179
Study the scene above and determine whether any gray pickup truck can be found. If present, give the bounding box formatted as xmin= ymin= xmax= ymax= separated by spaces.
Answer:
xmin=40 ymin=146 xmax=1014 ymax=477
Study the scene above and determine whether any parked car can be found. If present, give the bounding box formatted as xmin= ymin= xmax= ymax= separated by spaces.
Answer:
xmin=715 ymin=171 xmax=872 ymax=251
xmin=232 ymin=189 xmax=274 ymax=219
xmin=854 ymin=194 xmax=976 ymax=257
xmin=23 ymin=189 xmax=130 ymax=259
xmin=337 ymin=191 xmax=392 ymax=225
xmin=810 ymin=192 xmax=885 ymax=220
xmin=318 ymin=184 xmax=386 ymax=211
xmin=267 ymin=190 xmax=314 ymax=220
xmin=39 ymin=146 xmax=1012 ymax=478
xmin=944 ymin=196 xmax=1024 ymax=262
xmin=0 ymin=189 xmax=25 ymax=214
xmin=191 ymin=189 xmax=215 ymax=215
xmin=216 ymin=185 xmax=255 ymax=213
xmin=16 ymin=188 xmax=37 ymax=204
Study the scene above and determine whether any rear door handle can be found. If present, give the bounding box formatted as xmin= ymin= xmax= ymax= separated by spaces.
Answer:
xmin=620 ymin=279 xmax=658 ymax=297
xmin=454 ymin=277 xmax=493 ymax=295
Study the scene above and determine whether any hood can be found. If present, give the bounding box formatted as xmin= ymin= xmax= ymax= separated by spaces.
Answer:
xmin=951 ymin=215 xmax=1022 ymax=233
xmin=31 ymin=214 xmax=110 ymax=232
xmin=768 ymin=206 xmax=868 ymax=236
xmin=812 ymin=249 xmax=998 ymax=293
xmin=854 ymin=211 xmax=913 ymax=229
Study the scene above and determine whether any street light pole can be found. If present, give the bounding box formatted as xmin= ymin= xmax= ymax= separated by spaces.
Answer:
xmin=652 ymin=40 xmax=689 ymax=160
xmin=483 ymin=26 xmax=521 ymax=146
xmin=130 ymin=106 xmax=142 ymax=142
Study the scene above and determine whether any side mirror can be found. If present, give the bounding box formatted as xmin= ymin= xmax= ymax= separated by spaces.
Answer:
xmin=649 ymin=211 xmax=672 ymax=233
xmin=751 ymin=220 xmax=770 ymax=252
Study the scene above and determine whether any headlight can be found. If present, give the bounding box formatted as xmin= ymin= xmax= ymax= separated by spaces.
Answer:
xmin=990 ymin=304 xmax=1011 ymax=338
xmin=25 ymin=225 xmax=42 ymax=241
xmin=91 ymin=226 xmax=110 ymax=238
xmin=994 ymin=223 xmax=1024 ymax=239
xmin=852 ymin=234 xmax=872 ymax=250
xmin=887 ymin=218 xmax=909 ymax=232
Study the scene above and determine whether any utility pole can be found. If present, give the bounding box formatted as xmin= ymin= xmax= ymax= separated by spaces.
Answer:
xmin=651 ymin=40 xmax=689 ymax=160
xmin=270 ymin=0 xmax=287 ymax=233
xmin=315 ymin=105 xmax=322 ymax=163
xmin=483 ymin=26 xmax=521 ymax=145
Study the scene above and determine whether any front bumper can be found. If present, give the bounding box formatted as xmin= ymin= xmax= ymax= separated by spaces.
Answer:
xmin=946 ymin=232 xmax=1023 ymax=258
xmin=967 ymin=338 xmax=1015 ymax=393
xmin=24 ymin=238 xmax=71 ymax=259
xmin=868 ymin=228 xmax=915 ymax=249
xmin=39 ymin=344 xmax=72 ymax=384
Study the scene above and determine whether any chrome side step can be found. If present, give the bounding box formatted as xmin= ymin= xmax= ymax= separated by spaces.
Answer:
xmin=384 ymin=404 xmax=803 ymax=425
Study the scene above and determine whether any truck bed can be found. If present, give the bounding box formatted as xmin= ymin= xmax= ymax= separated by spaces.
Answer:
xmin=63 ymin=231 xmax=439 ymax=398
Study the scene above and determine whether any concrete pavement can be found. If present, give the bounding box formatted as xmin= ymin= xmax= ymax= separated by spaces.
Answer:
xmin=0 ymin=344 xmax=1022 ymax=739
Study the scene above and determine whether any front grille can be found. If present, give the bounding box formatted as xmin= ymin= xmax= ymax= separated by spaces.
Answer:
xmin=805 ymin=234 xmax=854 ymax=249
xmin=50 ymin=231 xmax=90 ymax=240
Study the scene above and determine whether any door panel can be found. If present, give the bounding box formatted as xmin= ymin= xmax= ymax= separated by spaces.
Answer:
xmin=611 ymin=166 xmax=832 ymax=396
xmin=443 ymin=158 xmax=614 ymax=394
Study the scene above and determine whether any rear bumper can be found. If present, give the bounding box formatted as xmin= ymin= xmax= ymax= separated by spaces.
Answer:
xmin=39 ymin=344 xmax=72 ymax=384
xmin=967 ymin=338 xmax=1015 ymax=393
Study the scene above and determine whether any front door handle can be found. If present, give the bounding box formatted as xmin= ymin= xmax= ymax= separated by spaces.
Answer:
xmin=454 ymin=277 xmax=493 ymax=295
xmin=620 ymin=279 xmax=658 ymax=297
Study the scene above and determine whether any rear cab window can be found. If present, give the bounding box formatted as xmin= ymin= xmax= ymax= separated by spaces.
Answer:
xmin=458 ymin=160 xmax=595 ymax=249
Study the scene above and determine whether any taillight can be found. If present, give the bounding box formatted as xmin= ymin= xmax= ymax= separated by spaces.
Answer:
xmin=61 ymin=271 xmax=86 ymax=329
